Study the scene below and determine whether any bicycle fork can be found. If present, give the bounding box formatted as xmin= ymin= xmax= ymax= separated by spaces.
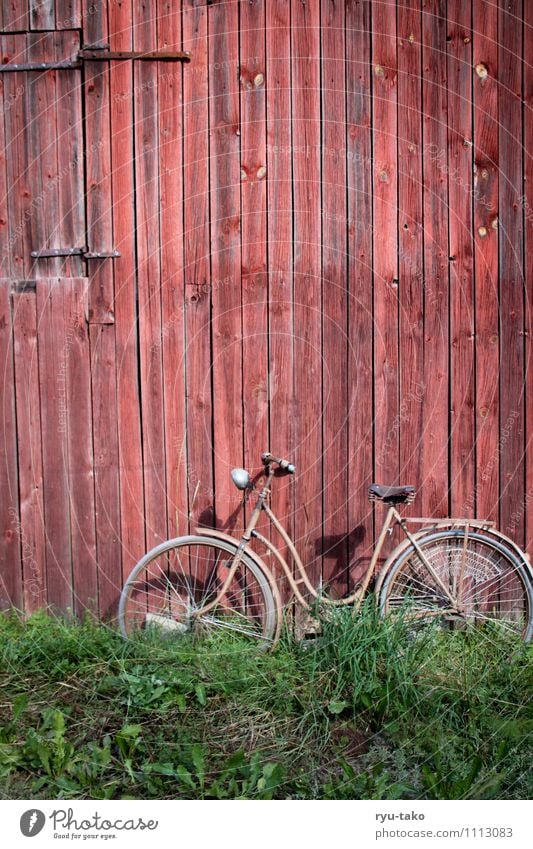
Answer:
xmin=191 ymin=470 xmax=274 ymax=619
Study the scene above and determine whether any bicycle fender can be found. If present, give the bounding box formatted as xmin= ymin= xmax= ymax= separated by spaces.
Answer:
xmin=472 ymin=527 xmax=533 ymax=578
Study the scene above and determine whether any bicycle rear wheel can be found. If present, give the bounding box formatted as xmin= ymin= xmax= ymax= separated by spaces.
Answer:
xmin=119 ymin=535 xmax=279 ymax=648
xmin=379 ymin=530 xmax=533 ymax=641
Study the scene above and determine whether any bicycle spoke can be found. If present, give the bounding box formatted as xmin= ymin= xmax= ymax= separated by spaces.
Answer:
xmin=199 ymin=545 xmax=223 ymax=601
xmin=169 ymin=548 xmax=196 ymax=604
xmin=467 ymin=610 xmax=523 ymax=632
xmin=196 ymin=614 xmax=270 ymax=640
xmin=459 ymin=570 xmax=521 ymax=600
xmin=152 ymin=562 xmax=191 ymax=610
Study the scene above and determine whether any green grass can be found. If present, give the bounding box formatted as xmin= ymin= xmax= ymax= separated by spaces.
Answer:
xmin=0 ymin=603 xmax=531 ymax=800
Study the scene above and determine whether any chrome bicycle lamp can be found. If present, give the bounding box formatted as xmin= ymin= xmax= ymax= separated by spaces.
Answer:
xmin=231 ymin=468 xmax=252 ymax=490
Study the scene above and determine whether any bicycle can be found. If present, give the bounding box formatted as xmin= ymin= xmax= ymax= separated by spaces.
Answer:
xmin=119 ymin=452 xmax=533 ymax=645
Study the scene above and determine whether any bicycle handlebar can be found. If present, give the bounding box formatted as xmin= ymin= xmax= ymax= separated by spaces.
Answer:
xmin=261 ymin=452 xmax=296 ymax=474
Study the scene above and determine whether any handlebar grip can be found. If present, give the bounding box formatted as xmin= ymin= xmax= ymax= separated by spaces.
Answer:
xmin=261 ymin=452 xmax=295 ymax=474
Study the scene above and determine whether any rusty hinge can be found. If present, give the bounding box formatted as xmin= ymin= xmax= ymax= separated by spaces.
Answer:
xmin=31 ymin=247 xmax=121 ymax=259
xmin=0 ymin=60 xmax=82 ymax=72
xmin=0 ymin=45 xmax=191 ymax=73
xmin=80 ymin=47 xmax=191 ymax=62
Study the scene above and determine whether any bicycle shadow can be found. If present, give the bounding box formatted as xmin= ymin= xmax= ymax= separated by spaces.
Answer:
xmin=319 ymin=527 xmax=372 ymax=592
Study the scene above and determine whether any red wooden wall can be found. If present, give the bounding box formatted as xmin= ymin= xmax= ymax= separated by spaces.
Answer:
xmin=0 ymin=0 xmax=531 ymax=616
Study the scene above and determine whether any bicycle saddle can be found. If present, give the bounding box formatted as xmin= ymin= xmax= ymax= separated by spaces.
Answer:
xmin=368 ymin=483 xmax=416 ymax=504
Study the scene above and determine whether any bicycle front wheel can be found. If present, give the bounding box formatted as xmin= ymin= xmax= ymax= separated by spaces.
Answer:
xmin=379 ymin=530 xmax=533 ymax=641
xmin=119 ymin=536 xmax=279 ymax=648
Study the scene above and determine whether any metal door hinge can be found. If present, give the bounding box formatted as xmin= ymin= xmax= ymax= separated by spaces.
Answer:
xmin=80 ymin=46 xmax=191 ymax=62
xmin=31 ymin=247 xmax=121 ymax=260
xmin=0 ymin=60 xmax=82 ymax=72
xmin=0 ymin=45 xmax=191 ymax=73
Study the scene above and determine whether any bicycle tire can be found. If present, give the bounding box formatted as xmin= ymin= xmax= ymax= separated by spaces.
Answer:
xmin=379 ymin=529 xmax=533 ymax=642
xmin=119 ymin=535 xmax=279 ymax=648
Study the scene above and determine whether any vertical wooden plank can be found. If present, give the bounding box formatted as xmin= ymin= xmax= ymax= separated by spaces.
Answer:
xmin=64 ymin=279 xmax=98 ymax=616
xmin=291 ymin=0 xmax=322 ymax=585
xmin=321 ymin=0 xmax=347 ymax=596
xmin=240 ymin=0 xmax=269 ymax=534
xmin=397 ymin=0 xmax=424 ymax=508
xmin=36 ymin=278 xmax=73 ymax=612
xmin=24 ymin=33 xmax=49 ymax=278
xmin=421 ymin=0 xmax=449 ymax=516
xmin=524 ymin=4 xmax=533 ymax=551
xmin=372 ymin=0 xmax=401 ymax=562
xmin=447 ymin=0 xmax=475 ymax=516
xmin=29 ymin=0 xmax=54 ymax=30
xmin=0 ymin=61 xmax=13 ymax=278
xmin=40 ymin=32 xmax=65 ymax=277
xmin=82 ymin=0 xmax=106 ymax=49
xmin=0 ymin=280 xmax=22 ymax=610
xmin=1 ymin=2 xmax=29 ymax=31
xmin=23 ymin=32 xmax=63 ymax=278
xmin=346 ymin=0 xmax=373 ymax=588
xmin=266 ymin=0 xmax=293 ymax=592
xmin=3 ymin=35 xmax=28 ymax=279
xmin=157 ymin=1 xmax=187 ymax=540
xmin=12 ymin=291 xmax=46 ymax=613
xmin=498 ymin=0 xmax=524 ymax=545
xmin=473 ymin=0 xmax=500 ymax=526
xmin=55 ymin=29 xmax=85 ymax=279
xmin=108 ymin=0 xmax=146 ymax=578
xmin=90 ymin=322 xmax=121 ymax=619
xmin=82 ymin=2 xmax=122 ymax=618
xmin=182 ymin=0 xmax=214 ymax=530
xmin=372 ymin=0 xmax=399 ymax=489
xmin=84 ymin=0 xmax=114 ymax=323
xmin=134 ymin=1 xmax=167 ymax=548
xmin=55 ymin=1 xmax=81 ymax=29
xmin=208 ymin=0 xmax=243 ymax=530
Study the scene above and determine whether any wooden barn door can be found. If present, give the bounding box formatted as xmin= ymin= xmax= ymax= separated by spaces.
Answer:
xmin=0 ymin=3 xmax=189 ymax=618
xmin=0 ymin=14 xmax=116 ymax=617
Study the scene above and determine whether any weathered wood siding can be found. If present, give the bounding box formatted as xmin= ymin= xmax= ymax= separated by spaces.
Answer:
xmin=0 ymin=0 xmax=531 ymax=614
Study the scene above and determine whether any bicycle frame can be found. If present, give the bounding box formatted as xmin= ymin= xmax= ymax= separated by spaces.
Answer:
xmin=195 ymin=465 xmax=498 ymax=619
